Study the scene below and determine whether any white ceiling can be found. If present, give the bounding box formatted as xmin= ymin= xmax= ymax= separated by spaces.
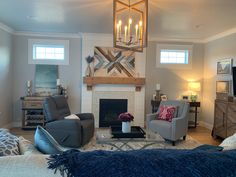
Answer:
xmin=0 ymin=0 xmax=236 ymax=40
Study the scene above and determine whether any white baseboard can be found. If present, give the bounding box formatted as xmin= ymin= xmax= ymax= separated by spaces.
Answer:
xmin=198 ymin=121 xmax=213 ymax=130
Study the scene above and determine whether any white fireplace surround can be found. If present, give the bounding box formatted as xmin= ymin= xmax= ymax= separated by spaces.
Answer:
xmin=93 ymin=91 xmax=134 ymax=128
xmin=81 ymin=33 xmax=146 ymax=128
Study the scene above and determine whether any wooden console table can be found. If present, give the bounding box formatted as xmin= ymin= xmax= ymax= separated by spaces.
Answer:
xmin=21 ymin=96 xmax=46 ymax=130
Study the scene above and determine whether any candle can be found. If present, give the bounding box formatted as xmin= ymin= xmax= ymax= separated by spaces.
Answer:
xmin=56 ymin=79 xmax=60 ymax=86
xmin=124 ymin=25 xmax=128 ymax=43
xmin=156 ymin=84 xmax=160 ymax=91
xmin=27 ymin=80 xmax=31 ymax=87
xmin=128 ymin=18 xmax=132 ymax=40
xmin=139 ymin=21 xmax=143 ymax=42
xmin=116 ymin=23 xmax=120 ymax=39
xmin=119 ymin=20 xmax=122 ymax=40
xmin=135 ymin=24 xmax=138 ymax=43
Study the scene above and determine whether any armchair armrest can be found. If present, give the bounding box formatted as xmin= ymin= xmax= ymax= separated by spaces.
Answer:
xmin=45 ymin=119 xmax=82 ymax=147
xmin=76 ymin=113 xmax=94 ymax=121
xmin=171 ymin=115 xmax=188 ymax=140
xmin=146 ymin=113 xmax=157 ymax=130
xmin=46 ymin=119 xmax=82 ymax=132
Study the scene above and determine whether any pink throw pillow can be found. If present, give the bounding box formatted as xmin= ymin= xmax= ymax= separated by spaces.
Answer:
xmin=157 ymin=106 xmax=176 ymax=122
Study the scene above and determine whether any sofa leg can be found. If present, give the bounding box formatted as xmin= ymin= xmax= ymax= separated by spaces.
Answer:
xmin=172 ymin=141 xmax=175 ymax=146
xmin=183 ymin=136 xmax=186 ymax=140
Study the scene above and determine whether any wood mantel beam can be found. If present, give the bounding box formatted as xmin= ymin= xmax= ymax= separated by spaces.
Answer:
xmin=83 ymin=77 xmax=145 ymax=91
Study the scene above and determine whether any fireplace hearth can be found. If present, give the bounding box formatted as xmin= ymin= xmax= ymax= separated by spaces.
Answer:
xmin=99 ymin=99 xmax=128 ymax=127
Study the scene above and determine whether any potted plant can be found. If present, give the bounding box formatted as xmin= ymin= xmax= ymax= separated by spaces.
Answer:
xmin=118 ymin=112 xmax=134 ymax=133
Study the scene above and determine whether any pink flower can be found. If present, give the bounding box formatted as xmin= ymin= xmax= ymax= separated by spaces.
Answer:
xmin=118 ymin=112 xmax=134 ymax=122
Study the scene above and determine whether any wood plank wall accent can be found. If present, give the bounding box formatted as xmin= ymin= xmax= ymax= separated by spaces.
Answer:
xmin=83 ymin=77 xmax=145 ymax=91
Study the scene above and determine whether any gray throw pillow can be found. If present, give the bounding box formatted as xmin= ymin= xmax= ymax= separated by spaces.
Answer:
xmin=34 ymin=126 xmax=64 ymax=154
xmin=0 ymin=129 xmax=20 ymax=156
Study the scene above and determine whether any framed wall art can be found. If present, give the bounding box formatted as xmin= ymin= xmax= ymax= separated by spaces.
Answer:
xmin=217 ymin=58 xmax=232 ymax=75
xmin=216 ymin=81 xmax=230 ymax=93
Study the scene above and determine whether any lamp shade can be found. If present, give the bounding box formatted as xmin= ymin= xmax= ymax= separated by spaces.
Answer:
xmin=188 ymin=82 xmax=201 ymax=92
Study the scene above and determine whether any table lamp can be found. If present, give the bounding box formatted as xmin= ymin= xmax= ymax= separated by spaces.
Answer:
xmin=188 ymin=82 xmax=201 ymax=102
xmin=155 ymin=84 xmax=161 ymax=101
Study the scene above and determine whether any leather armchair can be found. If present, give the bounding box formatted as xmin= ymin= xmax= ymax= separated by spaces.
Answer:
xmin=146 ymin=100 xmax=189 ymax=146
xmin=43 ymin=95 xmax=94 ymax=148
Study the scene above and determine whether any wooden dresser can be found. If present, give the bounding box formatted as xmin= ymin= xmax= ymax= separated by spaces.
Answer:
xmin=213 ymin=99 xmax=236 ymax=139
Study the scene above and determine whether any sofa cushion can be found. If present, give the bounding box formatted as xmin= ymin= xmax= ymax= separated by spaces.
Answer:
xmin=19 ymin=136 xmax=42 ymax=155
xmin=0 ymin=155 xmax=62 ymax=177
xmin=34 ymin=126 xmax=64 ymax=154
xmin=157 ymin=105 xmax=176 ymax=122
xmin=0 ymin=129 xmax=20 ymax=156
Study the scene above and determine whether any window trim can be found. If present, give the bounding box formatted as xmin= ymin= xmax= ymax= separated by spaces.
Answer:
xmin=156 ymin=44 xmax=193 ymax=69
xmin=28 ymin=39 xmax=69 ymax=65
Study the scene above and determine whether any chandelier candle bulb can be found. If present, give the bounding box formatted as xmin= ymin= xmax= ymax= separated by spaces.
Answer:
xmin=128 ymin=18 xmax=132 ymax=38
xmin=124 ymin=26 xmax=128 ymax=43
xmin=135 ymin=24 xmax=138 ymax=42
xmin=117 ymin=24 xmax=120 ymax=39
xmin=119 ymin=20 xmax=122 ymax=39
xmin=139 ymin=21 xmax=143 ymax=40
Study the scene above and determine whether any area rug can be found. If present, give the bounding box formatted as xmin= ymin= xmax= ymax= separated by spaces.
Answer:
xmin=80 ymin=129 xmax=201 ymax=151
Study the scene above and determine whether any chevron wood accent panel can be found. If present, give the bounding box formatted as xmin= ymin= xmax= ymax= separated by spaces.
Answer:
xmin=94 ymin=47 xmax=136 ymax=77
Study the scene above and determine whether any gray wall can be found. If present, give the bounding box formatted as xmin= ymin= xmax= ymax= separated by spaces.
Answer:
xmin=0 ymin=28 xmax=13 ymax=127
xmin=145 ymin=41 xmax=204 ymax=115
xmin=202 ymin=33 xmax=236 ymax=126
xmin=12 ymin=35 xmax=82 ymax=123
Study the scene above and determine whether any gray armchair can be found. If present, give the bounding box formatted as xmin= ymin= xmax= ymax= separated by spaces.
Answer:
xmin=43 ymin=95 xmax=94 ymax=148
xmin=146 ymin=100 xmax=189 ymax=146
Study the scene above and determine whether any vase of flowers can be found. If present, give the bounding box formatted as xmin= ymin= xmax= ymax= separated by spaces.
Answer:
xmin=118 ymin=112 xmax=134 ymax=133
xmin=85 ymin=55 xmax=94 ymax=77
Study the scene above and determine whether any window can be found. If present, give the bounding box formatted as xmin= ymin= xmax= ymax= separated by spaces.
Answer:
xmin=160 ymin=50 xmax=188 ymax=64
xmin=28 ymin=39 xmax=69 ymax=65
xmin=156 ymin=44 xmax=192 ymax=69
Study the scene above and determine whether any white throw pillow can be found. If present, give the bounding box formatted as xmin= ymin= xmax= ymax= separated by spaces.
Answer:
xmin=65 ymin=114 xmax=80 ymax=120
xmin=219 ymin=133 xmax=236 ymax=150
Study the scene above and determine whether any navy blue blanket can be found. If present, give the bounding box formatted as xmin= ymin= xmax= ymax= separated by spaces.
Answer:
xmin=48 ymin=149 xmax=236 ymax=177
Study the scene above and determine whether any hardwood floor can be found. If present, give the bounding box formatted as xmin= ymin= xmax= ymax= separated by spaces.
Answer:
xmin=188 ymin=126 xmax=222 ymax=145
xmin=9 ymin=126 xmax=222 ymax=146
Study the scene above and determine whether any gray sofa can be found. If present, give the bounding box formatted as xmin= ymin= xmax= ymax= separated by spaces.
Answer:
xmin=146 ymin=100 xmax=189 ymax=146
xmin=43 ymin=95 xmax=94 ymax=148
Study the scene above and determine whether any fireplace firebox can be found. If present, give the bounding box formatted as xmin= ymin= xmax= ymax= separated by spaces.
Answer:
xmin=99 ymin=99 xmax=128 ymax=127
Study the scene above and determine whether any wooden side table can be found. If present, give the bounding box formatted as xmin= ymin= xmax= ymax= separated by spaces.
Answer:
xmin=188 ymin=101 xmax=201 ymax=128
